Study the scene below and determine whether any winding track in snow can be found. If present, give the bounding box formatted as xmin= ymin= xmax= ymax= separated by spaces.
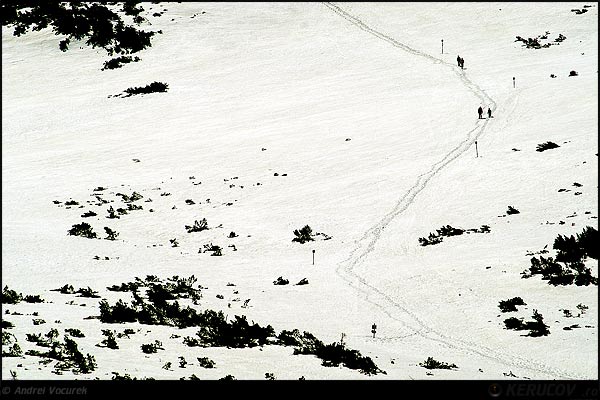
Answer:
xmin=323 ymin=2 xmax=583 ymax=380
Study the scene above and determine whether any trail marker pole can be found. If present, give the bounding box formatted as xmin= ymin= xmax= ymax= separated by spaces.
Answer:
xmin=513 ymin=77 xmax=515 ymax=88
xmin=441 ymin=39 xmax=444 ymax=54
xmin=312 ymin=249 xmax=315 ymax=265
xmin=475 ymin=140 xmax=479 ymax=158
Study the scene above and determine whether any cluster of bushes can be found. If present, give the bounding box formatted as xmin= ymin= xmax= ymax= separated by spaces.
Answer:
xmin=521 ymin=227 xmax=598 ymax=285
xmin=197 ymin=357 xmax=215 ymax=368
xmin=182 ymin=312 xmax=275 ymax=348
xmin=419 ymin=357 xmax=458 ymax=370
xmin=25 ymin=332 xmax=96 ymax=373
xmin=273 ymin=277 xmax=289 ymax=285
xmin=101 ymin=55 xmax=141 ymax=71
xmin=97 ymin=330 xmax=119 ymax=349
xmin=2 ymin=331 xmax=23 ymax=357
xmin=506 ymin=206 xmax=520 ymax=215
xmin=64 ymin=328 xmax=85 ymax=338
xmin=116 ymin=191 xmax=143 ymax=203
xmin=419 ymin=224 xmax=489 ymax=246
xmin=515 ymin=32 xmax=566 ymax=49
xmin=1 ymin=2 xmax=158 ymax=56
xmin=498 ymin=297 xmax=527 ymax=312
xmin=503 ymin=310 xmax=550 ymax=337
xmin=277 ymin=329 xmax=384 ymax=375
xmin=200 ymin=243 xmax=222 ymax=256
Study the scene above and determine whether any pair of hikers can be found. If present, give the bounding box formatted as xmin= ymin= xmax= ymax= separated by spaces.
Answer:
xmin=478 ymin=106 xmax=492 ymax=119
xmin=456 ymin=55 xmax=464 ymax=69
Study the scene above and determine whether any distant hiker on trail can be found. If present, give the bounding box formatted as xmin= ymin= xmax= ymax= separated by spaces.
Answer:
xmin=457 ymin=55 xmax=461 ymax=67
xmin=371 ymin=323 xmax=377 ymax=338
xmin=478 ymin=106 xmax=483 ymax=119
xmin=487 ymin=108 xmax=492 ymax=118
xmin=460 ymin=57 xmax=464 ymax=69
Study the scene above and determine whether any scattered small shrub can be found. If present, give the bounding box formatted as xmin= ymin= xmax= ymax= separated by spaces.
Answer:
xmin=2 ymin=320 xmax=14 ymax=329
xmin=65 ymin=200 xmax=79 ymax=206
xmin=265 ymin=372 xmax=276 ymax=380
xmin=98 ymin=330 xmax=119 ymax=349
xmin=23 ymin=294 xmax=44 ymax=303
xmin=296 ymin=278 xmax=309 ymax=286
xmin=104 ymin=227 xmax=119 ymax=240
xmin=67 ymin=222 xmax=97 ymax=239
xmin=122 ymin=81 xmax=169 ymax=97
xmin=2 ymin=343 xmax=23 ymax=357
xmin=101 ymin=55 xmax=141 ymax=70
xmin=141 ymin=340 xmax=163 ymax=354
xmin=228 ymin=231 xmax=238 ymax=238
xmin=81 ymin=211 xmax=97 ymax=218
xmin=498 ymin=297 xmax=526 ymax=312
xmin=506 ymin=206 xmax=520 ymax=215
xmin=536 ymin=141 xmax=560 ymax=152
xmin=273 ymin=277 xmax=289 ymax=285
xmin=197 ymin=357 xmax=215 ymax=368
xmin=293 ymin=225 xmax=314 ymax=243
xmin=419 ymin=357 xmax=458 ymax=370
xmin=219 ymin=375 xmax=236 ymax=381
xmin=64 ymin=328 xmax=85 ymax=338
xmin=106 ymin=206 xmax=120 ymax=219
xmin=51 ymin=284 xmax=75 ymax=294
xmin=162 ymin=362 xmax=172 ymax=370
xmin=32 ymin=318 xmax=46 ymax=325
xmin=178 ymin=356 xmax=187 ymax=368
xmin=569 ymin=70 xmax=578 ymax=76
xmin=170 ymin=238 xmax=179 ymax=247
xmin=77 ymin=287 xmax=100 ymax=298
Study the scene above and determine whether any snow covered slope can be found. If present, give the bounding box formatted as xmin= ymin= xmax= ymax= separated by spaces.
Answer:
xmin=2 ymin=2 xmax=597 ymax=380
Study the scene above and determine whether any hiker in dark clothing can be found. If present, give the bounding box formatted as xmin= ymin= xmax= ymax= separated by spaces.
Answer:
xmin=487 ymin=108 xmax=492 ymax=118
xmin=478 ymin=106 xmax=483 ymax=119
xmin=457 ymin=55 xmax=461 ymax=67
xmin=460 ymin=57 xmax=464 ymax=69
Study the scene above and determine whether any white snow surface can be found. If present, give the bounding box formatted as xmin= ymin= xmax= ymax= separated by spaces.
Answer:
xmin=2 ymin=2 xmax=597 ymax=380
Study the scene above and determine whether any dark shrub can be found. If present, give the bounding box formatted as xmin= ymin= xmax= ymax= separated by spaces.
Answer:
xmin=419 ymin=357 xmax=458 ymax=370
xmin=68 ymin=222 xmax=97 ymax=238
xmin=296 ymin=278 xmax=309 ymax=285
xmin=123 ymin=81 xmax=168 ymax=97
xmin=506 ymin=206 xmax=520 ymax=215
xmin=2 ymin=286 xmax=23 ymax=304
xmin=98 ymin=330 xmax=119 ymax=349
xmin=292 ymin=225 xmax=314 ymax=243
xmin=77 ymin=287 xmax=100 ymax=298
xmin=101 ymin=55 xmax=140 ymax=70
xmin=23 ymin=294 xmax=44 ymax=303
xmin=186 ymin=218 xmax=208 ymax=233
xmin=504 ymin=317 xmax=525 ymax=330
xmin=536 ymin=141 xmax=560 ymax=152
xmin=554 ymin=234 xmax=584 ymax=263
xmin=569 ymin=70 xmax=578 ymax=76
xmin=104 ymin=227 xmax=119 ymax=240
xmin=525 ymin=310 xmax=550 ymax=336
xmin=273 ymin=277 xmax=289 ymax=285
xmin=2 ymin=319 xmax=15 ymax=329
xmin=141 ymin=340 xmax=163 ymax=354
xmin=197 ymin=357 xmax=215 ymax=368
xmin=51 ymin=284 xmax=75 ymax=294
xmin=64 ymin=328 xmax=85 ymax=338
xmin=81 ymin=211 xmax=97 ymax=218
xmin=99 ymin=299 xmax=138 ymax=323
xmin=498 ymin=297 xmax=526 ymax=312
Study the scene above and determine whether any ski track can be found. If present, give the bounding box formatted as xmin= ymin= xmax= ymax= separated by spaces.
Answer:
xmin=323 ymin=2 xmax=583 ymax=380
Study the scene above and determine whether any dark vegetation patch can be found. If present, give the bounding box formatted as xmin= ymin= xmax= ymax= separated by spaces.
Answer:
xmin=292 ymin=225 xmax=314 ymax=243
xmin=81 ymin=211 xmax=97 ymax=218
xmin=186 ymin=218 xmax=208 ymax=233
xmin=197 ymin=357 xmax=215 ymax=368
xmin=1 ymin=3 xmax=158 ymax=56
xmin=114 ymin=81 xmax=169 ymax=98
xmin=506 ymin=206 xmax=520 ymax=215
xmin=97 ymin=330 xmax=119 ymax=349
xmin=101 ymin=55 xmax=141 ymax=70
xmin=67 ymin=222 xmax=97 ymax=239
xmin=522 ymin=227 xmax=598 ymax=285
xmin=2 ymin=286 xmax=23 ymax=304
xmin=273 ymin=277 xmax=289 ymax=285
xmin=51 ymin=284 xmax=76 ymax=294
xmin=99 ymin=275 xmax=383 ymax=374
xmin=503 ymin=310 xmax=550 ymax=337
xmin=200 ymin=243 xmax=222 ymax=256
xmin=64 ymin=328 xmax=85 ymax=338
xmin=419 ymin=224 xmax=489 ymax=246
xmin=536 ymin=141 xmax=560 ymax=152
xmin=141 ymin=340 xmax=163 ymax=354
xmin=104 ymin=227 xmax=119 ymax=240
xmin=419 ymin=357 xmax=458 ymax=370
xmin=23 ymin=294 xmax=44 ymax=303
xmin=277 ymin=329 xmax=384 ymax=375
xmin=498 ymin=297 xmax=527 ymax=312
xmin=2 ymin=319 xmax=15 ymax=329
xmin=515 ymin=32 xmax=566 ymax=49
xmin=296 ymin=278 xmax=309 ymax=286
xmin=25 ymin=332 xmax=96 ymax=374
